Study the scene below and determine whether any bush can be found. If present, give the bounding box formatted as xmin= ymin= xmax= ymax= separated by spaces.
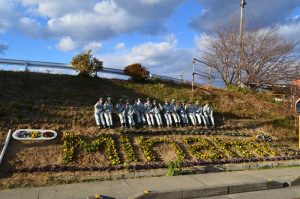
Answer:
xmin=71 ymin=50 xmax=103 ymax=77
xmin=124 ymin=63 xmax=149 ymax=82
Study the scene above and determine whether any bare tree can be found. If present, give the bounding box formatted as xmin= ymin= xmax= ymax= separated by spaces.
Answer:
xmin=201 ymin=23 xmax=240 ymax=86
xmin=201 ymin=21 xmax=299 ymax=88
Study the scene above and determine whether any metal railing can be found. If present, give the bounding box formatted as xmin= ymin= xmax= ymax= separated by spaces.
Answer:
xmin=0 ymin=58 xmax=127 ymax=76
xmin=0 ymin=58 xmax=186 ymax=83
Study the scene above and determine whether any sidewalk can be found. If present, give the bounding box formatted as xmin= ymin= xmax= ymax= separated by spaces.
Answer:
xmin=1 ymin=167 xmax=300 ymax=199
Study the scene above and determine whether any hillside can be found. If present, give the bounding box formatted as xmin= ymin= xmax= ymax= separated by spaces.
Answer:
xmin=0 ymin=70 xmax=295 ymax=141
xmin=0 ymin=70 xmax=298 ymax=189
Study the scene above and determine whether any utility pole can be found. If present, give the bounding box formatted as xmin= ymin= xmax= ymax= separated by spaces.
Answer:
xmin=238 ymin=0 xmax=246 ymax=86
xmin=192 ymin=60 xmax=195 ymax=92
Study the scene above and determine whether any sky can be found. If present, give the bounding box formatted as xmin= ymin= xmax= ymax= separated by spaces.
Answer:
xmin=1 ymin=0 xmax=300 ymax=81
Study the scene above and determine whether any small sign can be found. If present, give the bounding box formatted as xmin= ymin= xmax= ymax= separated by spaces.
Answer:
xmin=296 ymin=98 xmax=300 ymax=114
xmin=12 ymin=129 xmax=57 ymax=140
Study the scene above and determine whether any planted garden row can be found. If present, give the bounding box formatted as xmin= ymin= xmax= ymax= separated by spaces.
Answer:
xmin=120 ymin=129 xmax=251 ymax=137
xmin=63 ymin=132 xmax=300 ymax=166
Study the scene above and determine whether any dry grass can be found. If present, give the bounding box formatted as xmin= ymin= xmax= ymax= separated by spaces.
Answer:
xmin=0 ymin=70 xmax=298 ymax=188
xmin=0 ymin=70 xmax=296 ymax=140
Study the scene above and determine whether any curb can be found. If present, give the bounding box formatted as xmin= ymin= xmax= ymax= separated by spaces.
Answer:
xmin=77 ymin=160 xmax=300 ymax=183
xmin=290 ymin=177 xmax=300 ymax=186
xmin=128 ymin=180 xmax=284 ymax=199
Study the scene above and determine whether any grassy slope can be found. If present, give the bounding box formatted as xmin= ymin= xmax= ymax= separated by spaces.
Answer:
xmin=0 ymin=70 xmax=298 ymax=188
xmin=0 ymin=70 xmax=296 ymax=142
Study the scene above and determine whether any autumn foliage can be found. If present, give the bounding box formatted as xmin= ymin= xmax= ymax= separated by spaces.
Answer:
xmin=71 ymin=50 xmax=103 ymax=77
xmin=124 ymin=63 xmax=149 ymax=82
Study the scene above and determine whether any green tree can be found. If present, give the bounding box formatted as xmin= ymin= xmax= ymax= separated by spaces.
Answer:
xmin=71 ymin=50 xmax=103 ymax=77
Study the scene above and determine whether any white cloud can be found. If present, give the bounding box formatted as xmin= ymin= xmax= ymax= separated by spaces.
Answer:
xmin=19 ymin=17 xmax=42 ymax=37
xmin=99 ymin=35 xmax=196 ymax=75
xmin=83 ymin=41 xmax=102 ymax=52
xmin=14 ymin=0 xmax=185 ymax=46
xmin=0 ymin=19 xmax=10 ymax=34
xmin=194 ymin=34 xmax=210 ymax=53
xmin=19 ymin=0 xmax=96 ymax=18
xmin=276 ymin=20 xmax=300 ymax=41
xmin=0 ymin=0 xmax=17 ymax=34
xmin=0 ymin=43 xmax=9 ymax=54
xmin=56 ymin=36 xmax=77 ymax=52
xmin=190 ymin=0 xmax=300 ymax=32
xmin=47 ymin=1 xmax=140 ymax=42
xmin=115 ymin=42 xmax=126 ymax=50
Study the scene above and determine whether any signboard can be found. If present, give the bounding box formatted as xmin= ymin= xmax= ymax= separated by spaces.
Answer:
xmin=12 ymin=129 xmax=57 ymax=140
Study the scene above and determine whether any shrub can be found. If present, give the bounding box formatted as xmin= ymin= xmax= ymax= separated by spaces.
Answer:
xmin=167 ymin=158 xmax=184 ymax=176
xmin=71 ymin=50 xmax=103 ymax=77
xmin=124 ymin=63 xmax=149 ymax=82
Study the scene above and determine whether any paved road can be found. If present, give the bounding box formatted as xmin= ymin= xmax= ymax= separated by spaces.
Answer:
xmin=1 ymin=167 xmax=300 ymax=199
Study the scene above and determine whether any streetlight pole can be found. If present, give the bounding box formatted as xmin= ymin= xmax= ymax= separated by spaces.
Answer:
xmin=238 ymin=0 xmax=246 ymax=86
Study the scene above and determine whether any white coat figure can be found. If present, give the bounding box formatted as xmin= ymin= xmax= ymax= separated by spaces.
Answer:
xmin=104 ymin=98 xmax=113 ymax=128
xmin=179 ymin=102 xmax=189 ymax=126
xmin=94 ymin=98 xmax=106 ymax=128
xmin=186 ymin=102 xmax=197 ymax=126
xmin=115 ymin=99 xmax=126 ymax=127
xmin=144 ymin=99 xmax=155 ymax=127
xmin=162 ymin=102 xmax=173 ymax=127
xmin=134 ymin=98 xmax=146 ymax=124
xmin=170 ymin=99 xmax=181 ymax=127
xmin=194 ymin=101 xmax=207 ymax=126
xmin=203 ymin=103 xmax=215 ymax=127
xmin=125 ymin=101 xmax=135 ymax=128
xmin=152 ymin=101 xmax=163 ymax=127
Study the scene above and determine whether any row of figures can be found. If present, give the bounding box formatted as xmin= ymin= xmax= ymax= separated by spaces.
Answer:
xmin=94 ymin=97 xmax=215 ymax=129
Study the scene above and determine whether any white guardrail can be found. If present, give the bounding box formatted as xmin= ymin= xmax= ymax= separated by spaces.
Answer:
xmin=0 ymin=58 xmax=185 ymax=84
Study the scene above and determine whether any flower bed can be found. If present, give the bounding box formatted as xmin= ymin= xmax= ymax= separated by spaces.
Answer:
xmin=120 ymin=135 xmax=137 ymax=162
xmin=63 ymin=132 xmax=120 ymax=165
xmin=183 ymin=137 xmax=224 ymax=160
xmin=59 ymin=131 xmax=300 ymax=172
xmin=138 ymin=136 xmax=185 ymax=161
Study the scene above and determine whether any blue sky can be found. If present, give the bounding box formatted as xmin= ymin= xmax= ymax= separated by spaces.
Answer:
xmin=1 ymin=0 xmax=300 ymax=79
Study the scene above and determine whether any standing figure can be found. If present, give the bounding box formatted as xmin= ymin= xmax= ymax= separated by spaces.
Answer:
xmin=115 ymin=99 xmax=126 ymax=128
xmin=134 ymin=98 xmax=146 ymax=125
xmin=144 ymin=98 xmax=155 ymax=127
xmin=94 ymin=98 xmax=106 ymax=128
xmin=125 ymin=100 xmax=135 ymax=128
xmin=194 ymin=101 xmax=207 ymax=127
xmin=104 ymin=97 xmax=113 ymax=129
xmin=203 ymin=102 xmax=215 ymax=127
xmin=152 ymin=100 xmax=163 ymax=128
xmin=162 ymin=101 xmax=173 ymax=127
xmin=170 ymin=99 xmax=181 ymax=127
xmin=186 ymin=101 xmax=197 ymax=126
xmin=179 ymin=101 xmax=189 ymax=126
